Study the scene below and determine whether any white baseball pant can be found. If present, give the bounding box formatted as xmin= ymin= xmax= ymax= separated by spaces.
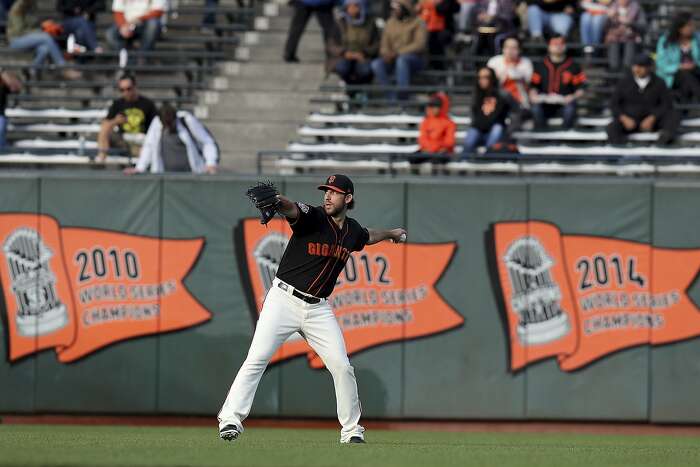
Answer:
xmin=218 ymin=278 xmax=365 ymax=443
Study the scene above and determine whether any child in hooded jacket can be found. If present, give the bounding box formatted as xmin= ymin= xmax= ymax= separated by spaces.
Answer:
xmin=418 ymin=92 xmax=457 ymax=155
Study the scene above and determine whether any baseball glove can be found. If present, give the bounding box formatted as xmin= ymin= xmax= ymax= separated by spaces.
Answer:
xmin=246 ymin=181 xmax=280 ymax=225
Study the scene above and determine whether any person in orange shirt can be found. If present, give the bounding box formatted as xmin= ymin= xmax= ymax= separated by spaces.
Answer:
xmin=417 ymin=0 xmax=459 ymax=69
xmin=418 ymin=92 xmax=457 ymax=156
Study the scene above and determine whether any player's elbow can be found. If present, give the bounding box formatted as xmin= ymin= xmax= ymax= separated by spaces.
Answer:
xmin=277 ymin=198 xmax=298 ymax=219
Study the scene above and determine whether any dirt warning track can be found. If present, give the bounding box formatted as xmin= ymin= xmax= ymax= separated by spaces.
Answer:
xmin=2 ymin=415 xmax=700 ymax=437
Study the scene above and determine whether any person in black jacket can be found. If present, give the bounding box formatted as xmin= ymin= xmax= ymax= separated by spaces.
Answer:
xmin=470 ymin=0 xmax=518 ymax=57
xmin=461 ymin=66 xmax=509 ymax=158
xmin=606 ymin=53 xmax=680 ymax=145
xmin=57 ymin=0 xmax=102 ymax=51
xmin=283 ymin=0 xmax=339 ymax=63
xmin=529 ymin=34 xmax=586 ymax=129
xmin=0 ymin=69 xmax=22 ymax=149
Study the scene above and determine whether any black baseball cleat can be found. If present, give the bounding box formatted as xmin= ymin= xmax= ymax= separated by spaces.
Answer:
xmin=348 ymin=436 xmax=366 ymax=444
xmin=219 ymin=424 xmax=241 ymax=441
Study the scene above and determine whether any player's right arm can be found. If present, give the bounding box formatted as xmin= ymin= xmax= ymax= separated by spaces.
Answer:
xmin=276 ymin=196 xmax=299 ymax=220
xmin=367 ymin=228 xmax=407 ymax=245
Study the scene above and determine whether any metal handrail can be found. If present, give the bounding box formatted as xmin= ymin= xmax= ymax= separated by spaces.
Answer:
xmin=256 ymin=150 xmax=700 ymax=177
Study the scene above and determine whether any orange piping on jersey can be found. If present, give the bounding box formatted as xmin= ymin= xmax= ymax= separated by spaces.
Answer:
xmin=313 ymin=221 xmax=350 ymax=297
xmin=306 ymin=216 xmax=339 ymax=295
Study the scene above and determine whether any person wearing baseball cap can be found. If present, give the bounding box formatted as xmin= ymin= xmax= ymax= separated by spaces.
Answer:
xmin=318 ymin=173 xmax=354 ymax=193
xmin=218 ymin=173 xmax=406 ymax=445
xmin=606 ymin=52 xmax=680 ymax=145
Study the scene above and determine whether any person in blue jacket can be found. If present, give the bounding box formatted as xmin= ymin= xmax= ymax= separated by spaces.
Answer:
xmin=656 ymin=10 xmax=700 ymax=101
xmin=284 ymin=0 xmax=340 ymax=63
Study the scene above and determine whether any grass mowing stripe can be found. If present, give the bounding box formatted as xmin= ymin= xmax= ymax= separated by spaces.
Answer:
xmin=1 ymin=425 xmax=699 ymax=467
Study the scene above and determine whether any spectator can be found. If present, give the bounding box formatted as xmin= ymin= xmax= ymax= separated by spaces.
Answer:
xmin=456 ymin=0 xmax=478 ymax=34
xmin=283 ymin=0 xmax=338 ymax=63
xmin=529 ymin=34 xmax=586 ymax=130
xmin=486 ymin=36 xmax=532 ymax=131
xmin=371 ymin=0 xmax=427 ymax=100
xmin=607 ymin=53 xmax=679 ymax=145
xmin=375 ymin=0 xmax=391 ymax=19
xmin=6 ymin=0 xmax=82 ymax=79
xmin=470 ymin=0 xmax=517 ymax=56
xmin=1 ymin=0 xmax=16 ymax=36
xmin=580 ymin=0 xmax=610 ymax=57
xmin=203 ymin=0 xmax=252 ymax=32
xmin=0 ymin=69 xmax=22 ymax=149
xmin=418 ymin=92 xmax=456 ymax=155
xmin=526 ymin=0 xmax=575 ymax=41
xmin=97 ymin=74 xmax=158 ymax=162
xmin=58 ymin=0 xmax=102 ymax=52
xmin=417 ymin=0 xmax=459 ymax=70
xmin=329 ymin=0 xmax=379 ymax=85
xmin=125 ymin=103 xmax=219 ymax=174
xmin=106 ymin=0 xmax=165 ymax=51
xmin=604 ymin=0 xmax=644 ymax=71
xmin=201 ymin=0 xmax=218 ymax=31
xmin=462 ymin=66 xmax=509 ymax=157
xmin=656 ymin=11 xmax=700 ymax=102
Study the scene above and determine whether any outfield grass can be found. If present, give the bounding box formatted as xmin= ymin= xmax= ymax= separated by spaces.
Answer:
xmin=1 ymin=425 xmax=699 ymax=467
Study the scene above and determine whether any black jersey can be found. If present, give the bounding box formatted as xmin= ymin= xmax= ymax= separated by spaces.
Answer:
xmin=276 ymin=202 xmax=370 ymax=298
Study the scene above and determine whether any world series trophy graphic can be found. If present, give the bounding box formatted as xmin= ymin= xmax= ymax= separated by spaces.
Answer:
xmin=504 ymin=236 xmax=570 ymax=346
xmin=3 ymin=228 xmax=68 ymax=337
xmin=253 ymin=231 xmax=289 ymax=294
xmin=252 ymin=230 xmax=308 ymax=345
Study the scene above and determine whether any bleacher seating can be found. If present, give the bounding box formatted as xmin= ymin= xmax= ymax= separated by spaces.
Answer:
xmin=256 ymin=0 xmax=700 ymax=177
xmin=0 ymin=0 xmax=265 ymax=168
xmin=4 ymin=0 xmax=700 ymax=174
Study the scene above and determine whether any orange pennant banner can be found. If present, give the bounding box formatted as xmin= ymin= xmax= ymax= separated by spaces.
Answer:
xmin=237 ymin=218 xmax=464 ymax=369
xmin=0 ymin=214 xmax=211 ymax=362
xmin=493 ymin=221 xmax=700 ymax=371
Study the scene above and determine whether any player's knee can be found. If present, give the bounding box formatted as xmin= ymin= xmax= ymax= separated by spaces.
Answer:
xmin=327 ymin=359 xmax=353 ymax=378
xmin=242 ymin=354 xmax=269 ymax=372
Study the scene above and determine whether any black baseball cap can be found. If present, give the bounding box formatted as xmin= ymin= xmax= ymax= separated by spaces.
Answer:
xmin=633 ymin=53 xmax=654 ymax=67
xmin=318 ymin=174 xmax=354 ymax=195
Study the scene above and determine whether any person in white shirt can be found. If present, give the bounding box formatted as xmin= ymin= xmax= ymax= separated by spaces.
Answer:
xmin=486 ymin=36 xmax=533 ymax=104
xmin=106 ymin=0 xmax=166 ymax=51
xmin=125 ymin=103 xmax=219 ymax=174
xmin=486 ymin=36 xmax=532 ymax=132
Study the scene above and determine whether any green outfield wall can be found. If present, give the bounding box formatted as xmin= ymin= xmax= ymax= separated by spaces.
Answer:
xmin=1 ymin=174 xmax=700 ymax=423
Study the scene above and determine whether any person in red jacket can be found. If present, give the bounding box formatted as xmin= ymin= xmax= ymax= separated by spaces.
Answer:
xmin=418 ymin=92 xmax=457 ymax=155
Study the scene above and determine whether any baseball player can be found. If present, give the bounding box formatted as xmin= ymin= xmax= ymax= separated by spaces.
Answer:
xmin=218 ymin=174 xmax=407 ymax=444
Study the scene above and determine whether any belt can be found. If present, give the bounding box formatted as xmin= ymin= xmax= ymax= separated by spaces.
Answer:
xmin=276 ymin=281 xmax=321 ymax=304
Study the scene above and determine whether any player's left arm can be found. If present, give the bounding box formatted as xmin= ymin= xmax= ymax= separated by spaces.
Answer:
xmin=366 ymin=228 xmax=407 ymax=245
xmin=276 ymin=195 xmax=299 ymax=220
